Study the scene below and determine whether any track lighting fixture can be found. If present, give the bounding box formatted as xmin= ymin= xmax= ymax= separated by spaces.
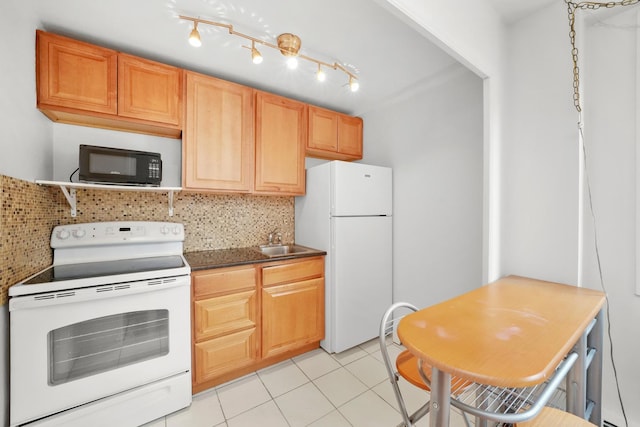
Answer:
xmin=250 ymin=41 xmax=263 ymax=64
xmin=179 ymin=15 xmax=359 ymax=91
xmin=349 ymin=76 xmax=359 ymax=92
xmin=188 ymin=22 xmax=201 ymax=47
xmin=276 ymin=33 xmax=301 ymax=57
xmin=316 ymin=64 xmax=326 ymax=82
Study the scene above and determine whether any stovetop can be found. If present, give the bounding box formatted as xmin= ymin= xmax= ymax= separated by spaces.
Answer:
xmin=24 ymin=255 xmax=186 ymax=284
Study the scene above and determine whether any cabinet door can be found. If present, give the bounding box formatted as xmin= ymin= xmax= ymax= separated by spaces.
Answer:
xmin=255 ymin=92 xmax=306 ymax=195
xmin=118 ymin=54 xmax=182 ymax=125
xmin=36 ymin=30 xmax=117 ymax=114
xmin=194 ymin=328 xmax=258 ymax=384
xmin=337 ymin=115 xmax=363 ymax=158
xmin=308 ymin=106 xmax=338 ymax=152
xmin=306 ymin=105 xmax=363 ymax=161
xmin=184 ymin=72 xmax=254 ymax=191
xmin=261 ymin=278 xmax=324 ymax=358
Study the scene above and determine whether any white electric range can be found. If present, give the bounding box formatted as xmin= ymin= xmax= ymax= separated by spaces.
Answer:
xmin=9 ymin=221 xmax=192 ymax=427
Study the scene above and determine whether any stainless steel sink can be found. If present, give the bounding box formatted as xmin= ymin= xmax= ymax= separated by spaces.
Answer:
xmin=255 ymin=244 xmax=315 ymax=257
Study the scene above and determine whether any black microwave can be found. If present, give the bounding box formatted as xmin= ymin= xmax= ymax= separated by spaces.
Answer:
xmin=79 ymin=145 xmax=162 ymax=186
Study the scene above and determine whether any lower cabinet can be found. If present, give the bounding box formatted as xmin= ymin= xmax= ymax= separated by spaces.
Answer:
xmin=262 ymin=259 xmax=325 ymax=359
xmin=191 ymin=256 xmax=324 ymax=393
xmin=193 ymin=291 xmax=258 ymax=384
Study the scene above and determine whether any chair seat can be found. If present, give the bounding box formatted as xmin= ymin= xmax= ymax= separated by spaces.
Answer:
xmin=396 ymin=350 xmax=471 ymax=395
xmin=516 ymin=407 xmax=596 ymax=427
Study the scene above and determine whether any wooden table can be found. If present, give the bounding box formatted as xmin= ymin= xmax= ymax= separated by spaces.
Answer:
xmin=397 ymin=275 xmax=606 ymax=426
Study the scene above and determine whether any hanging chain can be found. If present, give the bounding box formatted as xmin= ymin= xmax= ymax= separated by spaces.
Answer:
xmin=565 ymin=0 xmax=640 ymax=113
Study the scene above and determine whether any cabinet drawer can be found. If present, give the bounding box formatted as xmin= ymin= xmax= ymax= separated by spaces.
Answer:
xmin=193 ymin=266 xmax=257 ymax=298
xmin=194 ymin=328 xmax=258 ymax=384
xmin=194 ymin=290 xmax=256 ymax=341
xmin=262 ymin=257 xmax=324 ymax=287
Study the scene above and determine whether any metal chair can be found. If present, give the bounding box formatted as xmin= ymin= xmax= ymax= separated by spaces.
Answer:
xmin=379 ymin=302 xmax=472 ymax=427
xmin=515 ymin=407 xmax=596 ymax=426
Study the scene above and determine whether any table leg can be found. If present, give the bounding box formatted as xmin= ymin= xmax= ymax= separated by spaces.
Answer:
xmin=567 ymin=331 xmax=587 ymax=418
xmin=429 ymin=366 xmax=451 ymax=426
xmin=586 ymin=308 xmax=604 ymax=425
xmin=566 ymin=308 xmax=603 ymax=425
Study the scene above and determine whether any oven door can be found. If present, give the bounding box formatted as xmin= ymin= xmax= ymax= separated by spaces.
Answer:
xmin=9 ymin=275 xmax=190 ymax=426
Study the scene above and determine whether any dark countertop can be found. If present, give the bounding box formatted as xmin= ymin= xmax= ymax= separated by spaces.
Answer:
xmin=185 ymin=246 xmax=326 ymax=271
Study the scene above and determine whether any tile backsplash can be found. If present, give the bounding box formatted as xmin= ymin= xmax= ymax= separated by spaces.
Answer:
xmin=0 ymin=175 xmax=294 ymax=305
xmin=0 ymin=176 xmax=58 ymax=305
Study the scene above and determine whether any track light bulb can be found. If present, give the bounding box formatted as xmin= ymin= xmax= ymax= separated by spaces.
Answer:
xmin=251 ymin=42 xmax=263 ymax=64
xmin=349 ymin=77 xmax=359 ymax=92
xmin=189 ymin=22 xmax=202 ymax=47
xmin=316 ymin=65 xmax=326 ymax=82
xmin=286 ymin=57 xmax=298 ymax=69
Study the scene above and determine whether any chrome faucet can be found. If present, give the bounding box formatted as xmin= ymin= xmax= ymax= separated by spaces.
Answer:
xmin=267 ymin=229 xmax=282 ymax=246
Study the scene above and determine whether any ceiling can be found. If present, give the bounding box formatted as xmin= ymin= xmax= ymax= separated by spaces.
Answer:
xmin=34 ymin=0 xmax=556 ymax=116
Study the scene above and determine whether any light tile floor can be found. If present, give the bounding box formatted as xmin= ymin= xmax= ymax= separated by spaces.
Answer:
xmin=143 ymin=339 xmax=472 ymax=427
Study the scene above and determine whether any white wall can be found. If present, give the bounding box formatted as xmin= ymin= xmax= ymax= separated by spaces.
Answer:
xmin=363 ymin=65 xmax=484 ymax=308
xmin=0 ymin=0 xmax=53 ymax=181
xmin=582 ymin=9 xmax=640 ymax=425
xmin=381 ymin=0 xmax=507 ymax=282
xmin=501 ymin=3 xmax=580 ymax=284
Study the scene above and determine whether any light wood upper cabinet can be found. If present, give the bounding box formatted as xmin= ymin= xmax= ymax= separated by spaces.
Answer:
xmin=183 ymin=72 xmax=254 ymax=192
xmin=36 ymin=30 xmax=182 ymax=138
xmin=307 ymin=107 xmax=338 ymax=152
xmin=337 ymin=114 xmax=364 ymax=158
xmin=37 ymin=30 xmax=117 ymax=115
xmin=307 ymin=105 xmax=363 ymax=161
xmin=118 ymin=53 xmax=182 ymax=126
xmin=254 ymin=92 xmax=307 ymax=195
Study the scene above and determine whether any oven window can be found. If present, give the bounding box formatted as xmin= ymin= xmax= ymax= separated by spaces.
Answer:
xmin=48 ymin=310 xmax=169 ymax=385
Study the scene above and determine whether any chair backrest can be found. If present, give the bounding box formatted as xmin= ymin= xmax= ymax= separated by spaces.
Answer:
xmin=379 ymin=302 xmax=418 ymax=380
xmin=379 ymin=302 xmax=472 ymax=427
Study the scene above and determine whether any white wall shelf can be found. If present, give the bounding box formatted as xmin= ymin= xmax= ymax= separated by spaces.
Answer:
xmin=35 ymin=180 xmax=182 ymax=217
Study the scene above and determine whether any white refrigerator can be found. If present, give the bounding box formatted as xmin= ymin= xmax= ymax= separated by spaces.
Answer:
xmin=295 ymin=161 xmax=392 ymax=353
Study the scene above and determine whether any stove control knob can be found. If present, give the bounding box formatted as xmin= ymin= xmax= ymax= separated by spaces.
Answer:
xmin=56 ymin=229 xmax=70 ymax=240
xmin=172 ymin=225 xmax=181 ymax=235
xmin=160 ymin=225 xmax=170 ymax=235
xmin=72 ymin=229 xmax=86 ymax=239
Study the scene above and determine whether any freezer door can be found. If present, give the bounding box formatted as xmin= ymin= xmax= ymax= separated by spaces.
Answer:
xmin=331 ymin=216 xmax=392 ymax=353
xmin=331 ymin=161 xmax=392 ymax=216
